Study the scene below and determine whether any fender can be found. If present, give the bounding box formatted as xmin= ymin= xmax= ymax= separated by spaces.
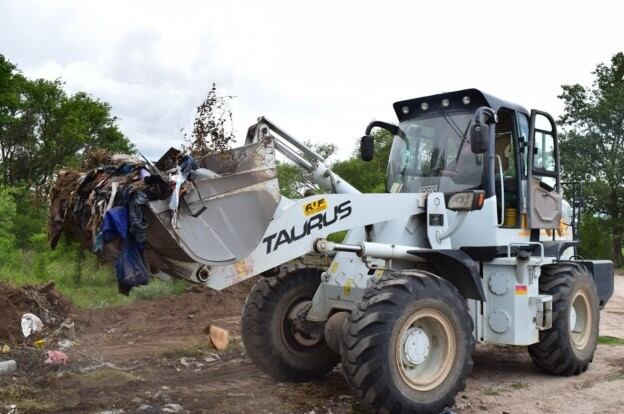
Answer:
xmin=407 ymin=249 xmax=486 ymax=301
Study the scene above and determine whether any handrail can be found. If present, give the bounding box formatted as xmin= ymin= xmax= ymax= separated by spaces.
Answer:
xmin=507 ymin=242 xmax=544 ymax=263
xmin=495 ymin=154 xmax=505 ymax=226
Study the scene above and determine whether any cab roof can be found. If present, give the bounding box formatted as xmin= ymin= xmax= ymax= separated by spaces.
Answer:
xmin=393 ymin=88 xmax=530 ymax=121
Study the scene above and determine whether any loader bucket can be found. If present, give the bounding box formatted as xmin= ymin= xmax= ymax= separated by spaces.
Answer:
xmin=145 ymin=136 xmax=280 ymax=265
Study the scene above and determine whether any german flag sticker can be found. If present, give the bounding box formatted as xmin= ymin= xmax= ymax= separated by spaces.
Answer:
xmin=515 ymin=285 xmax=528 ymax=295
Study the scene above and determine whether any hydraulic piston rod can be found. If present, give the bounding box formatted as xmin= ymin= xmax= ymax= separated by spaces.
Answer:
xmin=315 ymin=239 xmax=424 ymax=261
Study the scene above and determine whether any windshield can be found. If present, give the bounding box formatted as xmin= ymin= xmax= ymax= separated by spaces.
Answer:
xmin=387 ymin=111 xmax=484 ymax=193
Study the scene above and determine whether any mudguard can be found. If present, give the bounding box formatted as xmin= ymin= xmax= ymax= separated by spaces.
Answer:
xmin=407 ymin=249 xmax=486 ymax=301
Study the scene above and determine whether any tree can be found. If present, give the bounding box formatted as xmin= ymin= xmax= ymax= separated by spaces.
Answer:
xmin=186 ymin=83 xmax=235 ymax=156
xmin=276 ymin=130 xmax=394 ymax=197
xmin=332 ymin=130 xmax=394 ymax=193
xmin=275 ymin=141 xmax=338 ymax=198
xmin=558 ymin=52 xmax=624 ymax=265
xmin=0 ymin=54 xmax=133 ymax=188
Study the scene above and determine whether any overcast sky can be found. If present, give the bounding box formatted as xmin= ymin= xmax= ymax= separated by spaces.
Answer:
xmin=1 ymin=0 xmax=622 ymax=160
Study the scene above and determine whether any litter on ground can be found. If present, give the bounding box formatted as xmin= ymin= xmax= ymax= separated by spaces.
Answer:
xmin=20 ymin=313 xmax=44 ymax=338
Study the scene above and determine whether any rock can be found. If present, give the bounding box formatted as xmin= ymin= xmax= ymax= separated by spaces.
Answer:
xmin=0 ymin=360 xmax=17 ymax=374
xmin=161 ymin=403 xmax=184 ymax=413
xmin=131 ymin=397 xmax=143 ymax=404
xmin=137 ymin=405 xmax=157 ymax=413
xmin=206 ymin=324 xmax=229 ymax=351
xmin=58 ymin=339 xmax=74 ymax=349
xmin=203 ymin=353 xmax=220 ymax=363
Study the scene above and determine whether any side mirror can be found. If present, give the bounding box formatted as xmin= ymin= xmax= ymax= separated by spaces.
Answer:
xmin=470 ymin=106 xmax=497 ymax=154
xmin=360 ymin=135 xmax=374 ymax=161
xmin=469 ymin=123 xmax=489 ymax=154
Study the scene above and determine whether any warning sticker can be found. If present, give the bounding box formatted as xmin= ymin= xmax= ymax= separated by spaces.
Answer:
xmin=343 ymin=278 xmax=354 ymax=296
xmin=303 ymin=198 xmax=327 ymax=216
xmin=515 ymin=285 xmax=528 ymax=295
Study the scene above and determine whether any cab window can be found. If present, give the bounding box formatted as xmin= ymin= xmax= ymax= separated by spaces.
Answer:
xmin=517 ymin=113 xmax=530 ymax=176
xmin=495 ymin=108 xmax=521 ymax=227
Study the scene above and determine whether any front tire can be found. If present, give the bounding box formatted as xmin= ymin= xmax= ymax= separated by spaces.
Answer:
xmin=241 ymin=268 xmax=339 ymax=382
xmin=528 ymin=262 xmax=599 ymax=375
xmin=341 ymin=271 xmax=474 ymax=414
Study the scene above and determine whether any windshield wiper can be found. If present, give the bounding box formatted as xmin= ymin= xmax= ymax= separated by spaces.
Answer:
xmin=454 ymin=120 xmax=474 ymax=162
xmin=435 ymin=106 xmax=474 ymax=163
xmin=436 ymin=106 xmax=464 ymax=139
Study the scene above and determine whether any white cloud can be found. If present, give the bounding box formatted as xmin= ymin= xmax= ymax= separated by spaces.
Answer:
xmin=1 ymin=0 xmax=622 ymax=160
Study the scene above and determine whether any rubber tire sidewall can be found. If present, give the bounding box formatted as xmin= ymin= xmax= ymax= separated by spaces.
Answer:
xmin=241 ymin=268 xmax=339 ymax=382
xmin=341 ymin=272 xmax=474 ymax=414
xmin=388 ymin=297 xmax=470 ymax=407
xmin=528 ymin=263 xmax=600 ymax=375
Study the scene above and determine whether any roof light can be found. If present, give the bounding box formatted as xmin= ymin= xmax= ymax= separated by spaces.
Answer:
xmin=401 ymin=105 xmax=410 ymax=115
xmin=462 ymin=96 xmax=471 ymax=105
xmin=420 ymin=102 xmax=429 ymax=111
xmin=441 ymin=98 xmax=450 ymax=108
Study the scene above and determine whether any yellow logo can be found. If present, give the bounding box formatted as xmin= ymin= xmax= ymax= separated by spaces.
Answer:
xmin=343 ymin=278 xmax=354 ymax=295
xmin=304 ymin=198 xmax=327 ymax=216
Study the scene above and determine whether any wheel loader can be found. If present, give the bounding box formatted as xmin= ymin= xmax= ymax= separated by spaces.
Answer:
xmin=143 ymin=89 xmax=615 ymax=414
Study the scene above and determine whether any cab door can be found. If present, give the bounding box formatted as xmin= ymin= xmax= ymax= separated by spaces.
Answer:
xmin=527 ymin=110 xmax=562 ymax=229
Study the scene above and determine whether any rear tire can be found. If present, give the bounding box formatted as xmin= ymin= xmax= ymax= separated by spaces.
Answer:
xmin=341 ymin=271 xmax=474 ymax=414
xmin=241 ymin=268 xmax=339 ymax=382
xmin=528 ymin=262 xmax=599 ymax=375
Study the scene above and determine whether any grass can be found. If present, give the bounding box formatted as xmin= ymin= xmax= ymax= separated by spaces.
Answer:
xmin=598 ymin=336 xmax=624 ymax=346
xmin=510 ymin=382 xmax=527 ymax=390
xmin=482 ymin=386 xmax=502 ymax=396
xmin=0 ymin=383 xmax=60 ymax=413
xmin=0 ymin=238 xmax=187 ymax=308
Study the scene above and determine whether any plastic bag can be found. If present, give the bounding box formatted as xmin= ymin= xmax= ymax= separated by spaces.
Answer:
xmin=21 ymin=313 xmax=44 ymax=338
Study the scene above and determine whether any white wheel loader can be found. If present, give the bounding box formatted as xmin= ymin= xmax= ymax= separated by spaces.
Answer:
xmin=144 ymin=89 xmax=615 ymax=414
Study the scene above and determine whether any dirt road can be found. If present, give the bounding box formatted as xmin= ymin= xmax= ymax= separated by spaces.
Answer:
xmin=3 ymin=275 xmax=623 ymax=414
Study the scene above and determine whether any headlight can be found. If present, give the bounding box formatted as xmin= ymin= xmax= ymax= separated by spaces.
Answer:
xmin=447 ymin=191 xmax=485 ymax=211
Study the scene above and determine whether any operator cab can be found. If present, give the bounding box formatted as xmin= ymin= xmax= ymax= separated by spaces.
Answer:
xmin=363 ymin=89 xmax=565 ymax=241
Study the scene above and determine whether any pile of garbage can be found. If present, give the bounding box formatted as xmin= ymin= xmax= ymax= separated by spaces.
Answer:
xmin=49 ymin=149 xmax=199 ymax=294
xmin=0 ymin=281 xmax=71 ymax=344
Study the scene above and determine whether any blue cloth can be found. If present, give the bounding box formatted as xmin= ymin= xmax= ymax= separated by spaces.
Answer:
xmin=100 ymin=206 xmax=148 ymax=294
xmin=102 ymin=207 xmax=129 ymax=242
xmin=115 ymin=237 xmax=149 ymax=294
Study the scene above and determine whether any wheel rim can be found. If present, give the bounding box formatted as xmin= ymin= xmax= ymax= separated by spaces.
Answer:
xmin=570 ymin=290 xmax=592 ymax=350
xmin=395 ymin=308 xmax=456 ymax=392
xmin=282 ymin=299 xmax=322 ymax=348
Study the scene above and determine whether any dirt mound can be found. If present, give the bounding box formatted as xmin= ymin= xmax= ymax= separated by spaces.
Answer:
xmin=0 ymin=281 xmax=72 ymax=344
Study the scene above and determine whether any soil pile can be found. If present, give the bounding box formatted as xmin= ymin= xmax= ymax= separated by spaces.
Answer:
xmin=0 ymin=281 xmax=71 ymax=344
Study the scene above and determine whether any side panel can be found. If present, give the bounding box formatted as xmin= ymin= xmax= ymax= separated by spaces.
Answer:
xmin=482 ymin=258 xmax=553 ymax=345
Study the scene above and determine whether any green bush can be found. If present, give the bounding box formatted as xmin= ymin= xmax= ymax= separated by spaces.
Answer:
xmin=0 ymin=187 xmax=187 ymax=308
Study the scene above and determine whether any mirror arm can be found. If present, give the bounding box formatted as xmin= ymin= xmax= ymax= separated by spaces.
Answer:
xmin=365 ymin=120 xmax=398 ymax=136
